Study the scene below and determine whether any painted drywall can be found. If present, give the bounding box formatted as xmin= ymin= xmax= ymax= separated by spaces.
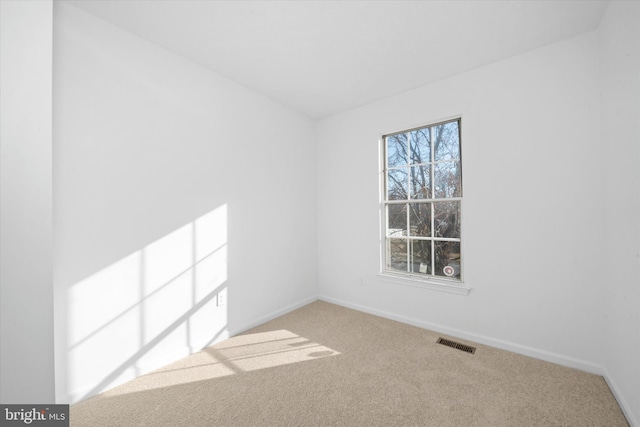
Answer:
xmin=317 ymin=32 xmax=604 ymax=371
xmin=0 ymin=0 xmax=55 ymax=403
xmin=599 ymin=1 xmax=640 ymax=425
xmin=53 ymin=2 xmax=317 ymax=403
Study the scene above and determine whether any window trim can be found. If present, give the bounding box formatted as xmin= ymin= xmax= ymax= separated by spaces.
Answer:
xmin=379 ymin=116 xmax=470 ymax=295
xmin=377 ymin=272 xmax=471 ymax=295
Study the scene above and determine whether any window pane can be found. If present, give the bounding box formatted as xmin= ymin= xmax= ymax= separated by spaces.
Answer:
xmin=387 ymin=204 xmax=407 ymax=237
xmin=434 ymin=121 xmax=460 ymax=162
xmin=434 ymin=201 xmax=460 ymax=238
xmin=410 ymin=165 xmax=431 ymax=199
xmin=387 ymin=168 xmax=408 ymax=200
xmin=410 ymin=239 xmax=432 ymax=274
xmin=434 ymin=241 xmax=461 ymax=278
xmin=384 ymin=119 xmax=462 ymax=282
xmin=409 ymin=128 xmax=430 ymax=165
xmin=387 ymin=239 xmax=408 ymax=272
xmin=434 ymin=161 xmax=461 ymax=198
xmin=409 ymin=203 xmax=431 ymax=237
xmin=386 ymin=133 xmax=408 ymax=168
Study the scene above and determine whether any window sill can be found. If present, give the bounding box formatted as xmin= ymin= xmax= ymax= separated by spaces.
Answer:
xmin=377 ymin=273 xmax=471 ymax=295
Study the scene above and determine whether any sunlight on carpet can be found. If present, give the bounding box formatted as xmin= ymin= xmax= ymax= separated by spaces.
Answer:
xmin=102 ymin=329 xmax=339 ymax=397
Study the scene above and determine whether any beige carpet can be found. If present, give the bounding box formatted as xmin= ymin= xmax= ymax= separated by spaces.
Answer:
xmin=71 ymin=301 xmax=628 ymax=426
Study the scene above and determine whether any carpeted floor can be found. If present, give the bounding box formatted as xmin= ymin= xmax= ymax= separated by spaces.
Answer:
xmin=71 ymin=300 xmax=628 ymax=426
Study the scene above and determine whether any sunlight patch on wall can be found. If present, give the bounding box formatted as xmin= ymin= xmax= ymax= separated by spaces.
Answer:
xmin=66 ymin=204 xmax=228 ymax=399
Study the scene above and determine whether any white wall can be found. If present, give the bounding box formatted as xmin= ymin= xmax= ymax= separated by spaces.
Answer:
xmin=5 ymin=0 xmax=635 ymax=417
xmin=53 ymin=2 xmax=317 ymax=403
xmin=599 ymin=1 xmax=640 ymax=425
xmin=0 ymin=0 xmax=55 ymax=403
xmin=317 ymin=32 xmax=604 ymax=371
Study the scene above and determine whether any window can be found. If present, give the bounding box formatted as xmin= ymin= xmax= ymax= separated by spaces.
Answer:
xmin=382 ymin=118 xmax=463 ymax=284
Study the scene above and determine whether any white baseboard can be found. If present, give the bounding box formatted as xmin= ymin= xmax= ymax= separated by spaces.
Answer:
xmin=65 ymin=343 xmax=193 ymax=404
xmin=64 ymin=292 xmax=638 ymax=427
xmin=227 ymin=294 xmax=318 ymax=337
xmin=603 ymin=367 xmax=639 ymax=427
xmin=65 ymin=294 xmax=318 ymax=404
xmin=318 ymin=294 xmax=603 ymax=375
xmin=319 ymin=295 xmax=639 ymax=427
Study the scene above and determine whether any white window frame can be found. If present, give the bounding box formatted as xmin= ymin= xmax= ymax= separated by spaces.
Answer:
xmin=379 ymin=117 xmax=469 ymax=295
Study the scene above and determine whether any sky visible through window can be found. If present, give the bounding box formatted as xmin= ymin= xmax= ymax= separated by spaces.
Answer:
xmin=384 ymin=119 xmax=462 ymax=280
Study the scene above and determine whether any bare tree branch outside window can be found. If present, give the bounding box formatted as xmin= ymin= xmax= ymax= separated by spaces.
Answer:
xmin=383 ymin=119 xmax=462 ymax=281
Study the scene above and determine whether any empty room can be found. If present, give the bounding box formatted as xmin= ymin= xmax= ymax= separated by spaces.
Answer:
xmin=1 ymin=0 xmax=638 ymax=425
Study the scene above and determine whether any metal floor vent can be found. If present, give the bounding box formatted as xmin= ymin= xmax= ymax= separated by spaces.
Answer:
xmin=437 ymin=337 xmax=476 ymax=354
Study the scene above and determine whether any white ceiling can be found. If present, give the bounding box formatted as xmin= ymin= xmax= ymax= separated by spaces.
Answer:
xmin=65 ymin=0 xmax=608 ymax=119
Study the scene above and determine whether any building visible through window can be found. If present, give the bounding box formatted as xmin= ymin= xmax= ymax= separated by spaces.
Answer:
xmin=382 ymin=118 xmax=462 ymax=282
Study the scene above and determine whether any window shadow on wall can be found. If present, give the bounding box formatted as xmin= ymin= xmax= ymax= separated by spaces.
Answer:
xmin=64 ymin=204 xmax=230 ymax=402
